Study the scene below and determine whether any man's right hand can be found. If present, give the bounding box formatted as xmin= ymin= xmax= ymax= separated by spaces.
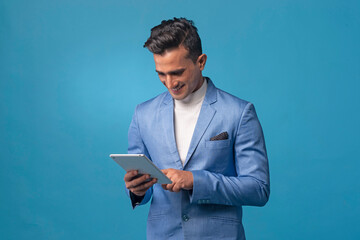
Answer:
xmin=124 ymin=170 xmax=157 ymax=196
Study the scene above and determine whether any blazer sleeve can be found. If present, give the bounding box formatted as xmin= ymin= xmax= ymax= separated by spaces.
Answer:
xmin=190 ymin=103 xmax=270 ymax=207
xmin=126 ymin=105 xmax=153 ymax=207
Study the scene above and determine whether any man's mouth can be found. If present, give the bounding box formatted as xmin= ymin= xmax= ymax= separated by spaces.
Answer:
xmin=171 ymin=84 xmax=184 ymax=92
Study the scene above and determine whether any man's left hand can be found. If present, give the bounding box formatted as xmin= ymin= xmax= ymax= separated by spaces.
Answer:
xmin=161 ymin=168 xmax=193 ymax=192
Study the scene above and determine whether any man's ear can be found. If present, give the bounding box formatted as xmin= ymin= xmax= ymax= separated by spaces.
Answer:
xmin=197 ymin=54 xmax=207 ymax=71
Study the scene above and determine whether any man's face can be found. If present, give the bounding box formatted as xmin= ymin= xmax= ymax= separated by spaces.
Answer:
xmin=154 ymin=45 xmax=207 ymax=100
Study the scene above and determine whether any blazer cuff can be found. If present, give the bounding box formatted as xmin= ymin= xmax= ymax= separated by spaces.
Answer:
xmin=190 ymin=170 xmax=213 ymax=205
xmin=130 ymin=191 xmax=145 ymax=209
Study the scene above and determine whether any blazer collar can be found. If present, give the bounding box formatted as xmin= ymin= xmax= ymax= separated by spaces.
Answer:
xmin=203 ymin=77 xmax=218 ymax=105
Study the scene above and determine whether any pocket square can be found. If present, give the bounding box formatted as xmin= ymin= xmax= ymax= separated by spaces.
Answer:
xmin=210 ymin=131 xmax=229 ymax=141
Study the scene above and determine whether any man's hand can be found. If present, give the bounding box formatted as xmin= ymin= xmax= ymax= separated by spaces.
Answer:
xmin=161 ymin=168 xmax=193 ymax=192
xmin=124 ymin=170 xmax=157 ymax=196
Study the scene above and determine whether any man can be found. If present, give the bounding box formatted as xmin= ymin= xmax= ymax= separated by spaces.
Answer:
xmin=124 ymin=18 xmax=270 ymax=240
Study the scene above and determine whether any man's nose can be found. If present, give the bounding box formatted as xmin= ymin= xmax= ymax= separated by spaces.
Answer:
xmin=165 ymin=75 xmax=178 ymax=88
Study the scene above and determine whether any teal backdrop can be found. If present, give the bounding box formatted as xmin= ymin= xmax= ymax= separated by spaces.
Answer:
xmin=1 ymin=0 xmax=359 ymax=239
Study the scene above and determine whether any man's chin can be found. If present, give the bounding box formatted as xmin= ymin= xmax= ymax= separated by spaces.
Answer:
xmin=171 ymin=95 xmax=185 ymax=100
xmin=168 ymin=89 xmax=188 ymax=100
xmin=170 ymin=92 xmax=187 ymax=100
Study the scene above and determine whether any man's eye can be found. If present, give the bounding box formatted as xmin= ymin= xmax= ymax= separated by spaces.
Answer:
xmin=172 ymin=71 xmax=184 ymax=76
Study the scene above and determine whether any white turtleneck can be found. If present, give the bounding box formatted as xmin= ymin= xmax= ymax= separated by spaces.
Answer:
xmin=174 ymin=79 xmax=207 ymax=165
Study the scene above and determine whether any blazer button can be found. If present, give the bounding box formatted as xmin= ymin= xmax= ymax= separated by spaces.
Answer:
xmin=182 ymin=214 xmax=189 ymax=222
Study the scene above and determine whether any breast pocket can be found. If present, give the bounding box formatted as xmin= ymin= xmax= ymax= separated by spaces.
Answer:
xmin=205 ymin=139 xmax=231 ymax=149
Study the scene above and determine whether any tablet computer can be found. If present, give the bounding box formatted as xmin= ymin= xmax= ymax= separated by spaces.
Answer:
xmin=109 ymin=154 xmax=172 ymax=184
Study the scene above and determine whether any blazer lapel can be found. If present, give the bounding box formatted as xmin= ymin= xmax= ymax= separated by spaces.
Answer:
xmin=159 ymin=93 xmax=183 ymax=169
xmin=184 ymin=78 xmax=218 ymax=167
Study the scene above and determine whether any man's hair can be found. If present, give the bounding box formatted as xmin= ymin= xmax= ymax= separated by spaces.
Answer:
xmin=144 ymin=17 xmax=202 ymax=63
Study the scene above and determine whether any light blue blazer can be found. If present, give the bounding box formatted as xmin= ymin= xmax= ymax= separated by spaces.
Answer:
xmin=127 ymin=78 xmax=270 ymax=240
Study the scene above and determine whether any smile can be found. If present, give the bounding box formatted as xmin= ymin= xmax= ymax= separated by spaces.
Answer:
xmin=171 ymin=84 xmax=184 ymax=92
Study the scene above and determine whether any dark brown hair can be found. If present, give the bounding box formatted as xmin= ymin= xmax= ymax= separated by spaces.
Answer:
xmin=144 ymin=17 xmax=202 ymax=63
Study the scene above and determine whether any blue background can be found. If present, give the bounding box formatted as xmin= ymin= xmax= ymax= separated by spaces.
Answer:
xmin=1 ymin=0 xmax=359 ymax=239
